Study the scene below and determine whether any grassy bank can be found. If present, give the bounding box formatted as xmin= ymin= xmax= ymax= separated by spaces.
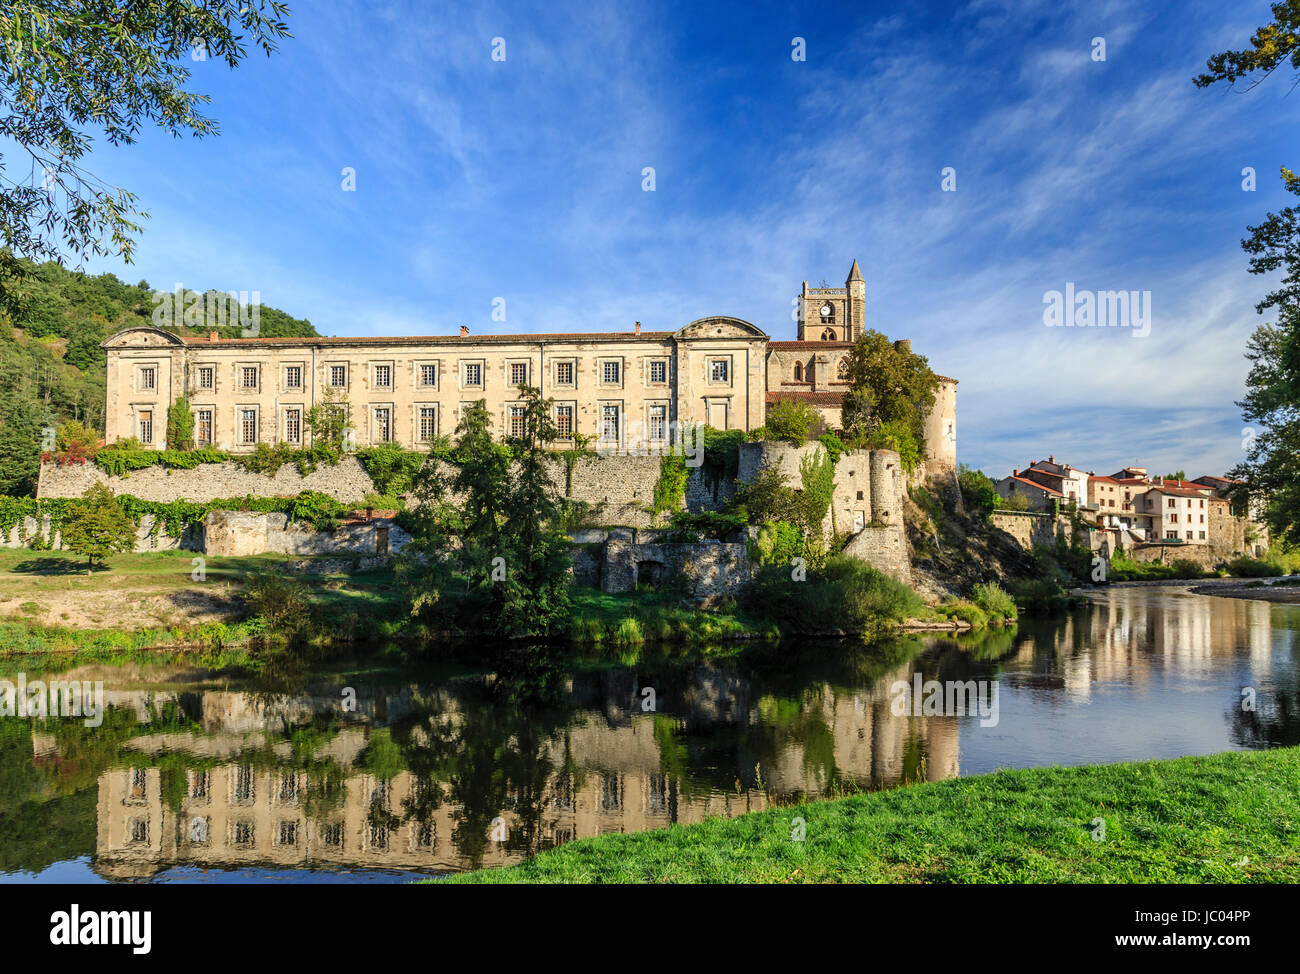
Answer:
xmin=442 ymin=747 xmax=1300 ymax=883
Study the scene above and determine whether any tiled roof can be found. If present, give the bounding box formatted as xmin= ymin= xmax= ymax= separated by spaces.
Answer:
xmin=1004 ymin=475 xmax=1063 ymax=496
xmin=181 ymin=331 xmax=674 ymax=346
xmin=765 ymin=390 xmax=846 ymax=406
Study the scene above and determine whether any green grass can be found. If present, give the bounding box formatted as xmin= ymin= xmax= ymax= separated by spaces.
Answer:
xmin=442 ymin=747 xmax=1300 ymax=883
xmin=568 ymin=589 xmax=771 ymax=649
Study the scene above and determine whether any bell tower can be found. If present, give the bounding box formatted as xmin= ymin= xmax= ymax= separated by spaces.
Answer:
xmin=845 ymin=259 xmax=865 ymax=341
xmin=796 ymin=260 xmax=865 ymax=341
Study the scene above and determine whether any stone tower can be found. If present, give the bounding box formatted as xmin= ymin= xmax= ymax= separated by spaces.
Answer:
xmin=797 ymin=259 xmax=865 ymax=342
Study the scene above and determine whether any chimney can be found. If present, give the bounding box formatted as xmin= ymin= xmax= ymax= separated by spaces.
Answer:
xmin=209 ymin=330 xmax=219 ymax=343
xmin=459 ymin=325 xmax=469 ymax=337
xmin=635 ymin=321 xmax=641 ymax=335
xmin=1049 ymin=455 xmax=1055 ymax=464
xmin=1013 ymin=468 xmax=1019 ymax=478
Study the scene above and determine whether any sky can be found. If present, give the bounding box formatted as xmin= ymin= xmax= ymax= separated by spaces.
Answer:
xmin=58 ymin=0 xmax=1300 ymax=479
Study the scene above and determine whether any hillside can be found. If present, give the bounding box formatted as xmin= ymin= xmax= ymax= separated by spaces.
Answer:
xmin=0 ymin=259 xmax=321 ymax=496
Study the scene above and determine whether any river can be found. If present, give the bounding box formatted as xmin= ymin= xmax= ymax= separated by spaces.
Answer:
xmin=1 ymin=585 xmax=1296 ymax=882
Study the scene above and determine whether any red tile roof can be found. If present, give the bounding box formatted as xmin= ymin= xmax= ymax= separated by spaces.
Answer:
xmin=1004 ymin=475 xmax=1063 ymax=496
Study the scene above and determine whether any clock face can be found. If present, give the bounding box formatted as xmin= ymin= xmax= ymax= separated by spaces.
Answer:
xmin=820 ymin=304 xmax=832 ymax=317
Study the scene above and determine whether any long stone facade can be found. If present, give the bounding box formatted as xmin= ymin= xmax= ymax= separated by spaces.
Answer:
xmin=100 ymin=263 xmax=958 ymax=472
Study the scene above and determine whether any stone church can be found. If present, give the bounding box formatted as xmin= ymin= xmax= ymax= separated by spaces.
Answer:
xmin=101 ymin=262 xmax=957 ymax=473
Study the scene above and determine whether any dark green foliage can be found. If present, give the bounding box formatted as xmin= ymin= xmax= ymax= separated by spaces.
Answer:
xmin=841 ymin=329 xmax=939 ymax=457
xmin=958 ymin=464 xmax=1000 ymax=520
xmin=744 ymin=555 xmax=924 ymax=639
xmin=59 ymin=483 xmax=136 ymax=568
xmin=356 ymin=445 xmax=427 ymax=497
xmin=764 ymin=399 xmax=820 ymax=443
xmin=166 ymin=395 xmax=194 ymax=451
xmin=660 ymin=509 xmax=748 ymax=542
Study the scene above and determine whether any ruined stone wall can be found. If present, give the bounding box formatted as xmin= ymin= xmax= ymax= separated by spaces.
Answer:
xmin=1 ymin=514 xmax=198 ymax=553
xmin=840 ymin=524 xmax=911 ymax=584
xmin=601 ymin=540 xmax=749 ymax=604
xmin=202 ymin=510 xmax=409 ymax=557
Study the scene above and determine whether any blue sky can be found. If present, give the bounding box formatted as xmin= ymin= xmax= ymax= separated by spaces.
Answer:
xmin=67 ymin=0 xmax=1298 ymax=478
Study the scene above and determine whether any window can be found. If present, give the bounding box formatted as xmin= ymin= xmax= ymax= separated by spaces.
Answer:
xmin=1167 ymin=498 xmax=1175 ymax=508
xmin=709 ymin=359 xmax=729 ymax=383
xmin=240 ymin=408 xmax=258 ymax=445
xmin=130 ymin=767 xmax=148 ymax=801
xmin=240 ymin=366 xmax=258 ymax=389
xmin=374 ymin=364 xmax=392 ymax=388
xmin=555 ymin=361 xmax=574 ymax=385
xmin=419 ymin=363 xmax=437 ymax=387
xmin=189 ymin=771 xmax=210 ymax=800
xmin=231 ymin=821 xmax=255 ymax=846
xmin=322 ymin=823 xmax=344 ymax=847
xmin=373 ymin=407 xmax=391 ymax=443
xmin=285 ymin=365 xmax=302 ymax=389
xmin=138 ymin=409 xmax=154 ymax=445
xmin=601 ymin=360 xmax=620 ymax=385
xmin=418 ymin=407 xmax=437 ymax=442
xmin=508 ymin=405 xmax=526 ymax=438
xmin=556 ymin=404 xmax=573 ymax=437
xmin=1170 ymin=513 xmax=1178 ymax=523
xmin=196 ymin=409 xmax=213 ymax=447
xmin=129 ymin=818 xmax=149 ymax=844
xmin=233 ymin=766 xmax=254 ymax=803
xmin=464 ymin=362 xmax=483 ymax=387
xmin=1199 ymin=531 xmax=1206 ymax=540
xmin=329 ymin=364 xmax=347 ymax=388
xmin=284 ymin=408 xmax=301 ymax=445
xmin=600 ymin=404 xmax=620 ymax=443
xmin=648 ymin=360 xmax=667 ymax=384
xmin=416 ymin=823 xmax=435 ymax=848
xmin=197 ymin=366 xmax=214 ymax=389
xmin=836 ymin=358 xmax=849 ymax=380
xmin=648 ymin=404 xmax=666 ymax=443
xmin=278 ymin=821 xmax=299 ymax=846
xmin=509 ymin=362 xmax=528 ymax=386
xmin=794 ymin=363 xmax=803 ymax=382
xmin=821 ymin=329 xmax=836 ymax=341
xmin=139 ymin=367 xmax=156 ymax=390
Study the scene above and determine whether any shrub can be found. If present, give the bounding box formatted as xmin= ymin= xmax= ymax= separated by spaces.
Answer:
xmin=744 ymin=555 xmax=924 ymax=637
xmin=939 ymin=599 xmax=989 ymax=629
xmin=1169 ymin=558 xmax=1204 ymax=579
xmin=971 ymin=582 xmax=1017 ymax=622
xmin=1227 ymin=556 xmax=1283 ymax=578
xmin=244 ymin=572 xmax=312 ymax=634
xmin=958 ymin=465 xmax=999 ymax=519
xmin=764 ymin=399 xmax=820 ymax=444
xmin=60 ymin=483 xmax=137 ymax=569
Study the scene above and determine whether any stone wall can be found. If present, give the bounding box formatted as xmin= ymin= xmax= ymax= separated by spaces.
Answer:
xmin=202 ymin=510 xmax=409 ymax=557
xmin=990 ymin=510 xmax=1062 ymax=549
xmin=840 ymin=525 xmax=911 ymax=584
xmin=601 ymin=540 xmax=749 ymax=604
xmin=38 ymin=457 xmax=377 ymax=503
xmin=1 ymin=514 xmax=198 ymax=553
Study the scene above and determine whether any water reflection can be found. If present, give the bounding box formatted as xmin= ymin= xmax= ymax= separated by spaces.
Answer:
xmin=2 ymin=586 xmax=1298 ymax=882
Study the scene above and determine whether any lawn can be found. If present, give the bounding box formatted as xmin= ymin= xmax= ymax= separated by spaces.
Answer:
xmin=442 ymin=747 xmax=1300 ymax=883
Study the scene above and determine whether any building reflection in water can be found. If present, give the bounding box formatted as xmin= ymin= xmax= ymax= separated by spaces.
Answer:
xmin=14 ymin=587 xmax=1295 ymax=880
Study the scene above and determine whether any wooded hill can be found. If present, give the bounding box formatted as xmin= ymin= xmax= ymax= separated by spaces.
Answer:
xmin=0 ymin=259 xmax=320 ymax=496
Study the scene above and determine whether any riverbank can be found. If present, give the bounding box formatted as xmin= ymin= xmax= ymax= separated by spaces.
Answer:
xmin=1095 ymin=574 xmax=1300 ymax=604
xmin=441 ymin=747 xmax=1300 ymax=883
xmin=0 ymin=549 xmax=997 ymax=658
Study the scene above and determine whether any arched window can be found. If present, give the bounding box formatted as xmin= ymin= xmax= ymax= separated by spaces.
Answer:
xmin=821 ymin=328 xmax=836 ymax=341
xmin=793 ymin=363 xmax=803 ymax=382
xmin=836 ymin=358 xmax=849 ymax=380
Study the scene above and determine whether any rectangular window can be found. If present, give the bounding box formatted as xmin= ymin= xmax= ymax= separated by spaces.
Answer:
xmin=510 ymin=362 xmax=528 ymax=386
xmin=602 ymin=361 xmax=621 ymax=385
xmin=322 ymin=823 xmax=344 ymax=847
xmin=419 ymin=364 xmax=437 ymax=387
xmin=139 ymin=367 xmax=156 ymax=390
xmin=240 ymin=409 xmax=258 ymax=445
xmin=648 ymin=404 xmax=667 ymax=442
xmin=285 ymin=365 xmax=302 ymax=389
xmin=284 ymin=408 xmax=302 ymax=445
xmin=138 ymin=409 xmax=153 ymax=445
xmin=233 ymin=766 xmax=254 ymax=803
xmin=240 ymin=366 xmax=258 ymax=390
xmin=555 ymin=361 xmax=574 ymax=385
xmin=649 ymin=360 xmax=667 ymax=384
xmin=329 ymin=364 xmax=347 ymax=388
xmin=556 ymin=404 xmax=573 ymax=437
xmin=374 ymin=364 xmax=392 ymax=388
xmin=374 ymin=407 xmax=391 ymax=443
xmin=601 ymin=404 xmax=620 ymax=443
xmin=197 ymin=366 xmax=214 ymax=390
xmin=418 ymin=407 xmax=437 ymax=442
xmin=710 ymin=359 xmax=729 ymax=383
xmin=196 ymin=409 xmax=213 ymax=447
xmin=508 ymin=405 xmax=526 ymax=438
xmin=464 ymin=362 xmax=483 ymax=387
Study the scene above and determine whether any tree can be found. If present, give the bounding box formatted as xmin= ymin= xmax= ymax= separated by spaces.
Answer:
xmin=1197 ymin=9 xmax=1300 ymax=543
xmin=0 ymin=2 xmax=293 ymax=313
xmin=764 ymin=398 xmax=820 ymax=443
xmin=841 ymin=330 xmax=938 ymax=456
xmin=305 ymin=387 xmax=352 ymax=451
xmin=166 ymin=395 xmax=194 ymax=451
xmin=60 ymin=482 xmax=136 ymax=570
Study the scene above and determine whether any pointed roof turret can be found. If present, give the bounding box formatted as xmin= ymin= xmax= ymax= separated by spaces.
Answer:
xmin=846 ymin=259 xmax=864 ymax=283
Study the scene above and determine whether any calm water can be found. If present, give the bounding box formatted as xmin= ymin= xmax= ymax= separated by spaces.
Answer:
xmin=1 ymin=586 xmax=1297 ymax=883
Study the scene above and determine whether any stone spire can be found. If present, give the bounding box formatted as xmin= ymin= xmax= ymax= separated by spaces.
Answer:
xmin=846 ymin=258 xmax=864 ymax=284
xmin=845 ymin=259 xmax=866 ymax=340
